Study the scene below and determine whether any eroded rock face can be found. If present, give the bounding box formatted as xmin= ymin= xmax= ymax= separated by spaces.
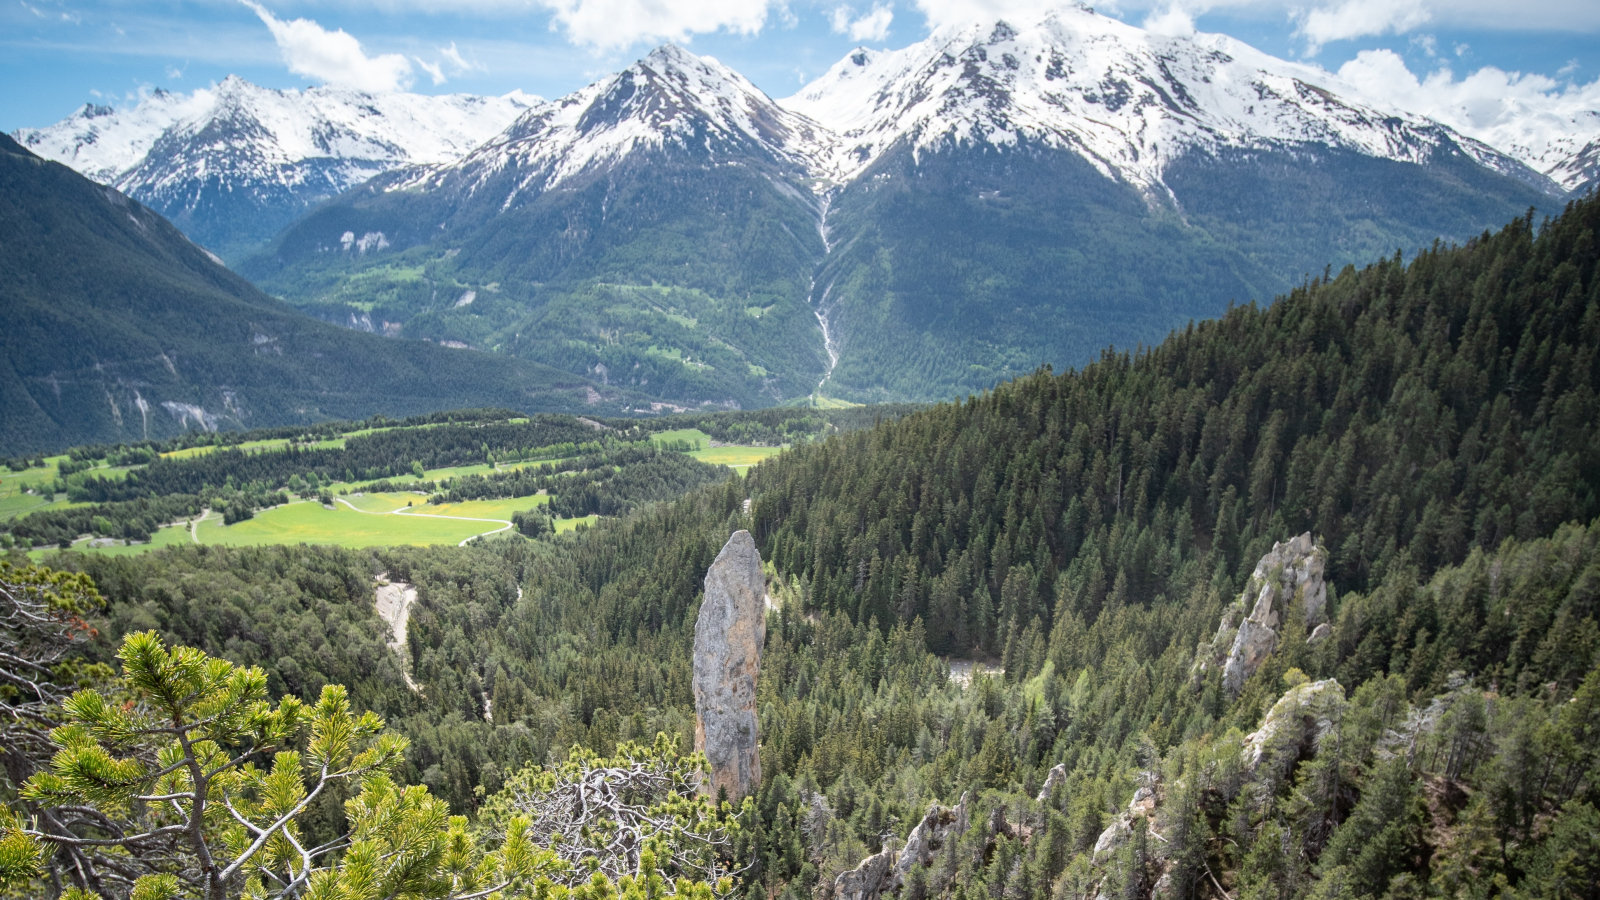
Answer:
xmin=893 ymin=797 xmax=967 ymax=889
xmin=1241 ymin=678 xmax=1346 ymax=774
xmin=693 ymin=530 xmax=766 ymax=801
xmin=832 ymin=795 xmax=968 ymax=900
xmin=1218 ymin=532 xmax=1329 ymax=695
xmin=835 ymin=848 xmax=896 ymax=900
xmin=1037 ymin=763 xmax=1067 ymax=803
xmin=1091 ymin=777 xmax=1160 ymax=861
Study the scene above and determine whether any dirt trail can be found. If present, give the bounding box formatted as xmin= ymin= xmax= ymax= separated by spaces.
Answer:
xmin=189 ymin=509 xmax=213 ymax=543
xmin=374 ymin=578 xmax=422 ymax=693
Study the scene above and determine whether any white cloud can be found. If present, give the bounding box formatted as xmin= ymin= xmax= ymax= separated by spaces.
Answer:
xmin=415 ymin=57 xmax=446 ymax=84
xmin=241 ymin=1 xmax=414 ymax=91
xmin=1296 ymin=0 xmax=1430 ymax=54
xmin=1336 ymin=48 xmax=1600 ymax=173
xmin=1142 ymin=4 xmax=1196 ymax=36
xmin=910 ymin=0 xmax=1060 ymax=30
xmin=831 ymin=4 xmax=894 ymax=41
xmin=536 ymin=0 xmax=776 ymax=50
xmin=440 ymin=41 xmax=485 ymax=74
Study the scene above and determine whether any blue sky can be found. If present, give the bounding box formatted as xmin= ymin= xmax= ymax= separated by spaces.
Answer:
xmin=3 ymin=0 xmax=1598 ymax=136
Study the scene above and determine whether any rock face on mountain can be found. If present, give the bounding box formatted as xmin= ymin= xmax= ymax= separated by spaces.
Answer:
xmin=1092 ymin=775 xmax=1161 ymax=861
xmin=1242 ymin=678 xmax=1346 ymax=774
xmin=1194 ymin=533 xmax=1329 ymax=695
xmin=693 ymin=530 xmax=766 ymax=800
xmin=1037 ymin=763 xmax=1067 ymax=803
xmin=834 ymin=796 xmax=969 ymax=900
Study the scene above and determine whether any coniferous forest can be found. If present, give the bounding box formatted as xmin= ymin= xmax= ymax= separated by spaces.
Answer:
xmin=2 ymin=195 xmax=1598 ymax=900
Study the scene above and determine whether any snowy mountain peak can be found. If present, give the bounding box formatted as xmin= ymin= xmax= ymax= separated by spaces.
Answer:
xmin=781 ymin=5 xmax=1552 ymax=194
xmin=401 ymin=44 xmax=830 ymax=204
xmin=13 ymin=78 xmax=538 ymax=251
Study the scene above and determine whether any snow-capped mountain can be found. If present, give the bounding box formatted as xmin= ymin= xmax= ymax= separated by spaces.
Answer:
xmin=396 ymin=45 xmax=831 ymax=205
xmin=13 ymin=76 xmax=537 ymax=254
xmin=1550 ymin=139 xmax=1600 ymax=195
xmin=780 ymin=5 xmax=1558 ymax=198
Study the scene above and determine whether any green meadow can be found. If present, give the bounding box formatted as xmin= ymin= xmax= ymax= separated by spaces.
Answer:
xmin=14 ymin=429 xmax=781 ymax=555
xmin=651 ymin=428 xmax=710 ymax=449
xmin=424 ymin=496 xmax=549 ymax=520
xmin=688 ymin=445 xmax=783 ymax=471
xmin=49 ymin=493 xmax=572 ymax=557
xmin=194 ymin=501 xmax=499 ymax=548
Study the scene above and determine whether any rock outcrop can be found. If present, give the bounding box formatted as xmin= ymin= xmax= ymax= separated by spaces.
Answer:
xmin=693 ymin=530 xmax=766 ymax=801
xmin=1037 ymin=763 xmax=1066 ymax=803
xmin=1091 ymin=776 xmax=1161 ymax=861
xmin=1195 ymin=533 xmax=1329 ymax=696
xmin=1241 ymin=678 xmax=1345 ymax=774
xmin=835 ymin=847 xmax=896 ymax=900
xmin=833 ymin=796 xmax=968 ymax=900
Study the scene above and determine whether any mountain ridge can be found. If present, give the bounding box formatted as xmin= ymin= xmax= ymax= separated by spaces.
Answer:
xmin=779 ymin=7 xmax=1562 ymax=199
xmin=11 ymin=76 xmax=536 ymax=258
xmin=240 ymin=16 xmax=1565 ymax=408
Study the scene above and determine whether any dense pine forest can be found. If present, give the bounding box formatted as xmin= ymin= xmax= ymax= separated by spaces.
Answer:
xmin=3 ymin=195 xmax=1598 ymax=900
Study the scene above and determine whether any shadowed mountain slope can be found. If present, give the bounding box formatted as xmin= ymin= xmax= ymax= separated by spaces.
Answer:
xmin=0 ymin=134 xmax=621 ymax=455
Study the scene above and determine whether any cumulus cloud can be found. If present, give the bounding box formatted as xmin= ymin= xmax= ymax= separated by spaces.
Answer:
xmin=536 ymin=0 xmax=776 ymax=50
xmin=1296 ymin=0 xmax=1430 ymax=54
xmin=1336 ymin=48 xmax=1600 ymax=169
xmin=831 ymin=4 xmax=894 ymax=41
xmin=1142 ymin=4 xmax=1197 ymax=36
xmin=241 ymin=1 xmax=413 ymax=91
xmin=910 ymin=0 xmax=1060 ymax=30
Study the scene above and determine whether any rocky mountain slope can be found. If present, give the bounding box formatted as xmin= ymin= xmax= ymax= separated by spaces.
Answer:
xmin=38 ymin=8 xmax=1553 ymax=408
xmin=11 ymin=77 xmax=535 ymax=258
xmin=0 ymin=133 xmax=619 ymax=455
xmin=240 ymin=45 xmax=834 ymax=410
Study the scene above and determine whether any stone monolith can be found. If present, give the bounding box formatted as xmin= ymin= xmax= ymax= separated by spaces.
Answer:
xmin=693 ymin=530 xmax=765 ymax=800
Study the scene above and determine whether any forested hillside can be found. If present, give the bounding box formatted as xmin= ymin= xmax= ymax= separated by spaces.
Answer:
xmin=0 ymin=134 xmax=623 ymax=456
xmin=6 ymin=195 xmax=1598 ymax=900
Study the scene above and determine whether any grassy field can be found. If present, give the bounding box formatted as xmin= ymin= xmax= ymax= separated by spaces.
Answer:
xmin=1 ymin=455 xmax=73 ymax=523
xmin=689 ymin=445 xmax=783 ymax=470
xmin=10 ymin=431 xmax=775 ymax=554
xmin=47 ymin=493 xmax=569 ymax=557
xmin=424 ymin=496 xmax=549 ymax=519
xmin=161 ymin=437 xmax=321 ymax=459
xmin=652 ymin=428 xmax=710 ymax=450
xmin=60 ymin=522 xmax=197 ymax=558
xmin=0 ymin=490 xmax=72 ymax=523
xmin=193 ymin=501 xmax=500 ymax=548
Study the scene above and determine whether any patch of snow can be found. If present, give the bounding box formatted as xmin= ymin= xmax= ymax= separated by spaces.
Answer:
xmin=394 ymin=44 xmax=834 ymax=203
xmin=13 ymin=76 xmax=539 ymax=204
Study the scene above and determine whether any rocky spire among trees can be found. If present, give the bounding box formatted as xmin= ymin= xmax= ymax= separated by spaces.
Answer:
xmin=693 ymin=530 xmax=766 ymax=801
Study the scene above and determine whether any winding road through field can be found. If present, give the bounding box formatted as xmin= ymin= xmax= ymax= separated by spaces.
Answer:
xmin=335 ymin=497 xmax=513 ymax=546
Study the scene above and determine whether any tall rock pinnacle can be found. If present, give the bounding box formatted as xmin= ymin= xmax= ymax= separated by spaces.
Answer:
xmin=693 ymin=530 xmax=766 ymax=800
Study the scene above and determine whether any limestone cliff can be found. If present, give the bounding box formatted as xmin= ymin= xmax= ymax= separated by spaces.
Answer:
xmin=834 ymin=796 xmax=969 ymax=900
xmin=693 ymin=530 xmax=766 ymax=801
xmin=1195 ymin=533 xmax=1330 ymax=696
